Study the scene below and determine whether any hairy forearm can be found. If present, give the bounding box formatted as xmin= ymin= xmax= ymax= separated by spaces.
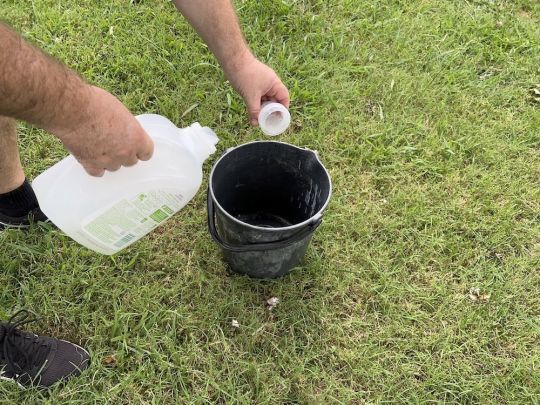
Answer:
xmin=173 ymin=0 xmax=254 ymax=75
xmin=0 ymin=22 xmax=90 ymax=136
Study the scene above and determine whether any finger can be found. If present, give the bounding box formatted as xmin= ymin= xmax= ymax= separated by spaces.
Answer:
xmin=266 ymin=80 xmax=290 ymax=109
xmin=246 ymin=95 xmax=262 ymax=126
xmin=136 ymin=128 xmax=154 ymax=161
xmin=130 ymin=120 xmax=154 ymax=161
xmin=82 ymin=164 xmax=105 ymax=177
xmin=123 ymin=154 xmax=139 ymax=167
xmin=105 ymin=164 xmax=121 ymax=172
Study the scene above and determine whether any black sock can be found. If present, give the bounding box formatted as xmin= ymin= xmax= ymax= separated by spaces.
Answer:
xmin=0 ymin=180 xmax=40 ymax=217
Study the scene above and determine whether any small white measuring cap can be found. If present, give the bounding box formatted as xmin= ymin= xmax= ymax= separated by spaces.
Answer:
xmin=258 ymin=101 xmax=291 ymax=136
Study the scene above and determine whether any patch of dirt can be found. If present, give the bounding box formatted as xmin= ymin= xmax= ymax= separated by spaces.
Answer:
xmin=517 ymin=9 xmax=532 ymax=20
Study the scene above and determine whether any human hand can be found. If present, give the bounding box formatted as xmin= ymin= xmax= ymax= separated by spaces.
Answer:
xmin=56 ymin=86 xmax=154 ymax=177
xmin=226 ymin=56 xmax=290 ymax=125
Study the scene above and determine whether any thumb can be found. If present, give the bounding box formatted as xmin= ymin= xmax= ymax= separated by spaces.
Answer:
xmin=246 ymin=95 xmax=261 ymax=126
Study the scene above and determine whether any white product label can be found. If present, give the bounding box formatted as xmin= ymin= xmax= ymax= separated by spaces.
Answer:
xmin=82 ymin=190 xmax=184 ymax=249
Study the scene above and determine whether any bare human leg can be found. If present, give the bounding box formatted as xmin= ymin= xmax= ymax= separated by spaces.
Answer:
xmin=0 ymin=115 xmax=25 ymax=194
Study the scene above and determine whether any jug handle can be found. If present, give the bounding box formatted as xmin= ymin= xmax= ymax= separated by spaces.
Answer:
xmin=207 ymin=189 xmax=322 ymax=253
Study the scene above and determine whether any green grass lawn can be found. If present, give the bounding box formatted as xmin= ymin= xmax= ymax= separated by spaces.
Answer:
xmin=1 ymin=0 xmax=539 ymax=402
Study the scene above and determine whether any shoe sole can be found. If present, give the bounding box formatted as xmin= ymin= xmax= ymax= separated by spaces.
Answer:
xmin=0 ymin=219 xmax=30 ymax=229
xmin=0 ymin=219 xmax=51 ymax=230
xmin=0 ymin=375 xmax=25 ymax=389
xmin=0 ymin=340 xmax=90 ymax=390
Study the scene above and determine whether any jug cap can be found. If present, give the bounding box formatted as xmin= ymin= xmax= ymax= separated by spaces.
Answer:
xmin=258 ymin=102 xmax=290 ymax=136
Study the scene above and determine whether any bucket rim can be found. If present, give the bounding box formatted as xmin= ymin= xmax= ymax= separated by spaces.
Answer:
xmin=209 ymin=140 xmax=333 ymax=232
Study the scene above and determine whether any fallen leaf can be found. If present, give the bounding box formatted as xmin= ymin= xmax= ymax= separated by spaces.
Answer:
xmin=102 ymin=354 xmax=117 ymax=367
xmin=469 ymin=287 xmax=490 ymax=302
xmin=266 ymin=297 xmax=280 ymax=311
xmin=469 ymin=287 xmax=480 ymax=301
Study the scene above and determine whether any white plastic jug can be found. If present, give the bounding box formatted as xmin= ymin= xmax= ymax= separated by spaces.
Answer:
xmin=32 ymin=114 xmax=218 ymax=255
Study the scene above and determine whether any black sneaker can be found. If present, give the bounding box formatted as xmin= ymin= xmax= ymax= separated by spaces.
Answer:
xmin=0 ymin=207 xmax=48 ymax=230
xmin=0 ymin=310 xmax=90 ymax=389
xmin=0 ymin=179 xmax=49 ymax=230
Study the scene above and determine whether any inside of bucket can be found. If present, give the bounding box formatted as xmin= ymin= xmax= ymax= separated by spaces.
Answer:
xmin=211 ymin=142 xmax=331 ymax=228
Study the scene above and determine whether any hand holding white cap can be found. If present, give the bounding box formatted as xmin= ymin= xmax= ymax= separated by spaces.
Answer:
xmin=258 ymin=102 xmax=291 ymax=136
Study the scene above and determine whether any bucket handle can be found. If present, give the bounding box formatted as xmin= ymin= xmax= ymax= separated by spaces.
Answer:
xmin=207 ymin=190 xmax=322 ymax=253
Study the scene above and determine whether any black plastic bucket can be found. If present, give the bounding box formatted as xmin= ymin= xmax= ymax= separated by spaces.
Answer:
xmin=207 ymin=141 xmax=332 ymax=278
